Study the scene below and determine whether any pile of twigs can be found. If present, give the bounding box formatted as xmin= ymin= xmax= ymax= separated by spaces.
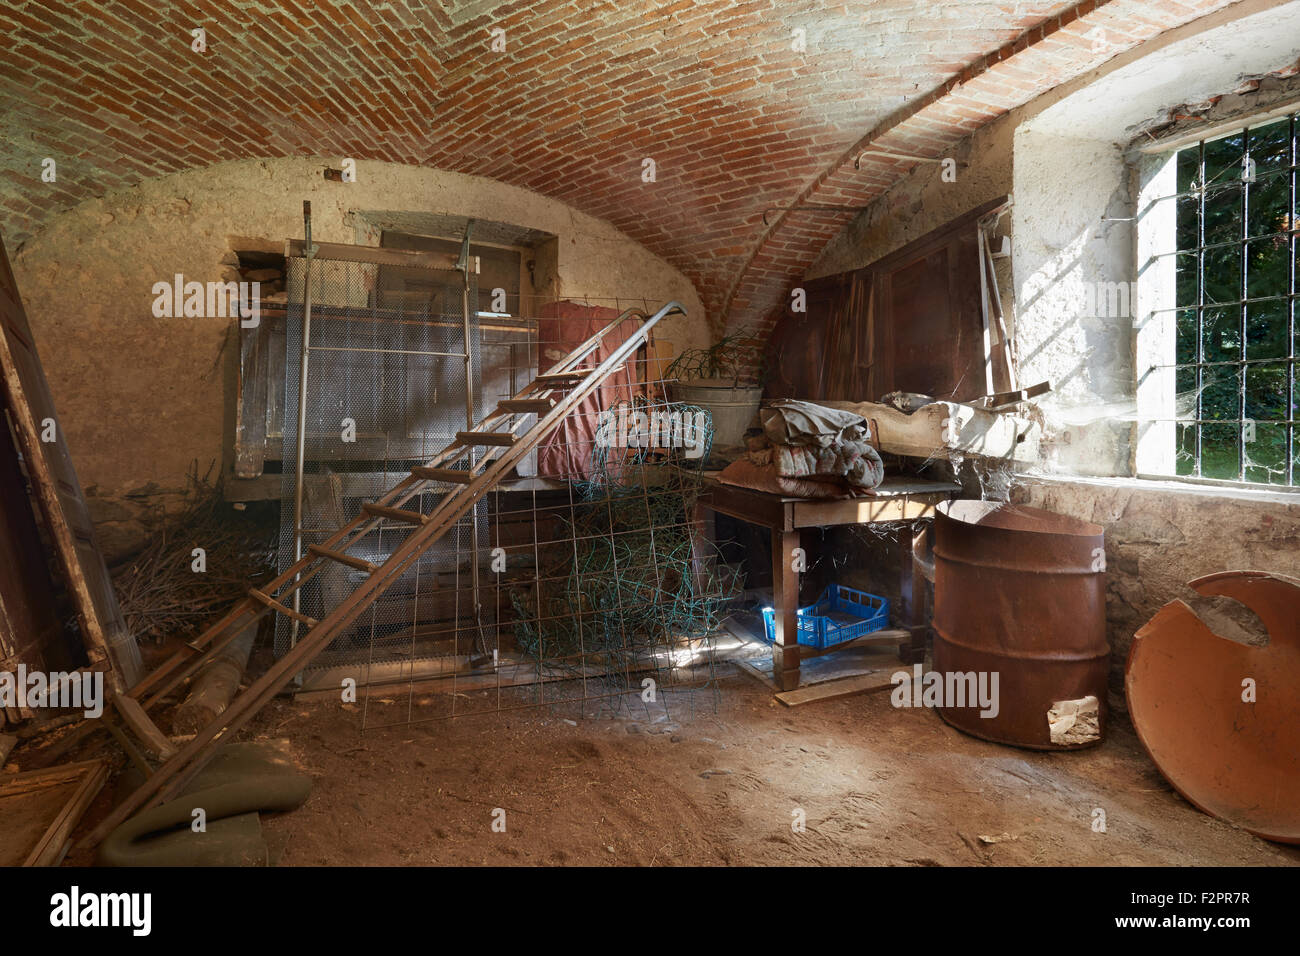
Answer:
xmin=112 ymin=468 xmax=275 ymax=644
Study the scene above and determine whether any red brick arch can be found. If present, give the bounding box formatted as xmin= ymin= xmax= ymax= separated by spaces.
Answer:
xmin=0 ymin=0 xmax=1234 ymax=336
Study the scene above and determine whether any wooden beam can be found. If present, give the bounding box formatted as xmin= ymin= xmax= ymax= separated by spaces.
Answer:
xmin=285 ymin=239 xmax=461 ymax=271
xmin=112 ymin=694 xmax=176 ymax=760
xmin=774 ymin=670 xmax=899 ymax=706
xmin=497 ymin=398 xmax=555 ymax=414
xmin=456 ymin=431 xmax=516 ymax=447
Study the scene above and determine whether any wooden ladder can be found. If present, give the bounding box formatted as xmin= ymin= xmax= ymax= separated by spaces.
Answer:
xmin=83 ymin=301 xmax=684 ymax=846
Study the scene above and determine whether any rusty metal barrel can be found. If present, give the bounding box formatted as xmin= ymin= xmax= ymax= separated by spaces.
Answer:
xmin=932 ymin=500 xmax=1109 ymax=750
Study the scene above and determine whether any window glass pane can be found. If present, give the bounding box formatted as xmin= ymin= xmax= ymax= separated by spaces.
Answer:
xmin=1245 ymin=362 xmax=1287 ymax=422
xmin=1177 ymin=146 xmax=1201 ymax=195
xmin=1248 ymin=119 xmax=1292 ymax=177
xmin=1246 ymin=168 xmax=1290 ymax=238
xmin=1201 ymin=306 xmax=1239 ymax=363
xmin=1204 ymin=131 xmax=1245 ymax=185
xmin=1167 ymin=119 xmax=1296 ymax=485
xmin=1175 ymin=308 xmax=1198 ymax=365
xmin=1244 ymin=422 xmax=1288 ymax=484
xmin=1246 ymin=237 xmax=1290 ymax=299
xmin=1175 ymin=422 xmax=1196 ymax=476
xmin=1201 ymin=245 xmax=1240 ymax=305
xmin=1203 ymin=182 xmax=1242 ymax=246
xmin=1245 ymin=298 xmax=1288 ymax=361
xmin=1201 ymin=364 xmax=1241 ymax=421
xmin=1174 ymin=252 xmax=1198 ymax=307
xmin=1200 ymin=422 xmax=1241 ymax=480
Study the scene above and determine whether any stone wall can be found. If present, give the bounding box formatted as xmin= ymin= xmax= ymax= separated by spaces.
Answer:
xmin=1013 ymin=476 xmax=1300 ymax=708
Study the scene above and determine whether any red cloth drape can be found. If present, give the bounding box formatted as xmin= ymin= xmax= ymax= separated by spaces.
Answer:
xmin=534 ymin=302 xmax=642 ymax=481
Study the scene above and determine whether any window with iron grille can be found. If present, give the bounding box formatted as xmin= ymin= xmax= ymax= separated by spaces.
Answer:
xmin=1155 ymin=112 xmax=1298 ymax=485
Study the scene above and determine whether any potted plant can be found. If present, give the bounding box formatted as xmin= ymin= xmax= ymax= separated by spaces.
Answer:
xmin=664 ymin=327 xmax=766 ymax=449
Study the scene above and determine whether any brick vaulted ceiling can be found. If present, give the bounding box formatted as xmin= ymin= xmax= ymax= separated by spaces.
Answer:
xmin=0 ymin=0 xmax=1240 ymax=336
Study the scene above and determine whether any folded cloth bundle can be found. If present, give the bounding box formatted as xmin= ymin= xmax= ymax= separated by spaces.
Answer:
xmin=757 ymin=399 xmax=884 ymax=490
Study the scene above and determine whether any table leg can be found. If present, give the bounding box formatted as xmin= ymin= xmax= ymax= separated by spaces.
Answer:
xmin=772 ymin=528 xmax=801 ymax=691
xmin=688 ymin=499 xmax=713 ymax=596
xmin=898 ymin=523 xmax=928 ymax=664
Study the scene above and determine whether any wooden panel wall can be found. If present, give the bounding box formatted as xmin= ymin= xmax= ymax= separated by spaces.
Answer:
xmin=765 ymin=196 xmax=1010 ymax=404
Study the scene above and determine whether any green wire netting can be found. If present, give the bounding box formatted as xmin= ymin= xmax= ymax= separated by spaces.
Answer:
xmin=509 ymin=399 xmax=736 ymax=669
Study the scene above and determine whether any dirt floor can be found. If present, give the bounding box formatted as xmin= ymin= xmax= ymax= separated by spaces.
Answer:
xmin=202 ymin=666 xmax=1299 ymax=867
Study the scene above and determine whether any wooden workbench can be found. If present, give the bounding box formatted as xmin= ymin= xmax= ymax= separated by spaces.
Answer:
xmin=697 ymin=475 xmax=961 ymax=691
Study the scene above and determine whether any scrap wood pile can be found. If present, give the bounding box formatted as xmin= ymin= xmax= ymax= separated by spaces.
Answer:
xmin=110 ymin=467 xmax=275 ymax=646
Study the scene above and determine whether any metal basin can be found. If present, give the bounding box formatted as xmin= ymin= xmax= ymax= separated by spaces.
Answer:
xmin=1126 ymin=570 xmax=1300 ymax=844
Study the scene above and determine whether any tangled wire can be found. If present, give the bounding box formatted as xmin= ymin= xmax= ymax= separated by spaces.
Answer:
xmin=509 ymin=400 xmax=734 ymax=669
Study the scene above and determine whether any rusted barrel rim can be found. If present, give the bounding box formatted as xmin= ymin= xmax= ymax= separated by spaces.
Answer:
xmin=937 ymin=500 xmax=1104 ymax=539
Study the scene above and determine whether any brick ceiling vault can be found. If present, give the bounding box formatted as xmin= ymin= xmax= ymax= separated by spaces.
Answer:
xmin=0 ymin=0 xmax=1241 ymax=336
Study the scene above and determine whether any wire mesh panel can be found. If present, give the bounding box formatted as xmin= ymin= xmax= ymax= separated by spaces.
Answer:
xmin=353 ymin=408 xmax=731 ymax=727
xmin=275 ymin=252 xmax=487 ymax=668
xmin=274 ymin=295 xmax=735 ymax=726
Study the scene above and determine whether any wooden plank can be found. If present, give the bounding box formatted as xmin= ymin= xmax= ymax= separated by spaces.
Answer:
xmin=456 ymin=431 xmax=516 ymax=447
xmin=113 ymin=694 xmax=177 ymax=760
xmin=531 ymin=371 xmax=587 ymax=386
xmin=790 ymin=493 xmax=947 ymax=527
xmin=696 ymin=482 xmax=790 ymax=530
xmin=497 ymin=398 xmax=555 ymax=413
xmin=774 ymin=669 xmax=900 ymax=707
xmin=0 ymin=230 xmax=142 ymax=688
xmin=0 ymin=759 xmax=108 ymax=866
xmin=285 ymin=238 xmax=460 ymax=271
xmin=982 ymin=380 xmax=1051 ymax=410
xmin=233 ymin=317 xmax=271 ymax=478
xmin=24 ymin=760 xmax=106 ymax=866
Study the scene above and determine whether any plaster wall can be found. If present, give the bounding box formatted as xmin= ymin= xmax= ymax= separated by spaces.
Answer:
xmin=8 ymin=158 xmax=708 ymax=559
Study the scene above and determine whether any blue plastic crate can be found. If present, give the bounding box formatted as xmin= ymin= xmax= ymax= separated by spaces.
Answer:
xmin=761 ymin=584 xmax=889 ymax=650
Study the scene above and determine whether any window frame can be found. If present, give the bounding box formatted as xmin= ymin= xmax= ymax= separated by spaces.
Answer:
xmin=1135 ymin=109 xmax=1299 ymax=489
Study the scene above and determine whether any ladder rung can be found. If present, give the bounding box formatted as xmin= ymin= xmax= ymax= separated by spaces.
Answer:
xmin=411 ymin=465 xmax=474 ymax=484
xmin=362 ymin=502 xmax=428 ymax=525
xmin=456 ymin=431 xmax=516 ymax=447
xmin=497 ymin=398 xmax=555 ymax=414
xmin=532 ymin=371 xmax=588 ymax=387
xmin=249 ymin=588 xmax=317 ymax=627
xmin=308 ymin=544 xmax=377 ymax=573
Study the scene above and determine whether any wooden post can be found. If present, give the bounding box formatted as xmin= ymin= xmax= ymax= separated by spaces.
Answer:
xmin=772 ymin=527 xmax=801 ymax=691
xmin=898 ymin=525 xmax=928 ymax=664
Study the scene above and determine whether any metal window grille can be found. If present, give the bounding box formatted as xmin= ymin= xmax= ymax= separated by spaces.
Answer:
xmin=1163 ymin=111 xmax=1298 ymax=485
